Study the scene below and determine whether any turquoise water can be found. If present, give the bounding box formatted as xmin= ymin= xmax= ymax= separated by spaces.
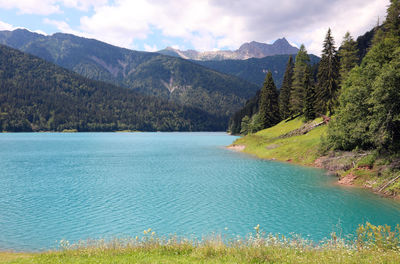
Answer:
xmin=1 ymin=132 xmax=400 ymax=251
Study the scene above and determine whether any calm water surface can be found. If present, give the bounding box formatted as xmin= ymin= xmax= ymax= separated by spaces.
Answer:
xmin=1 ymin=132 xmax=400 ymax=251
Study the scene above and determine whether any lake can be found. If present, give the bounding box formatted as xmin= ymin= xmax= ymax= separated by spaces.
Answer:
xmin=1 ymin=132 xmax=400 ymax=251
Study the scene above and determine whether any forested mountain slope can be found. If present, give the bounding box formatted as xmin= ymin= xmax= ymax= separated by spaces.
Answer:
xmin=0 ymin=29 xmax=259 ymax=119
xmin=0 ymin=45 xmax=225 ymax=132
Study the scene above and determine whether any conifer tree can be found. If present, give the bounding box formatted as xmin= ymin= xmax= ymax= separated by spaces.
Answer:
xmin=316 ymin=28 xmax=340 ymax=115
xmin=327 ymin=0 xmax=400 ymax=151
xmin=338 ymin=32 xmax=359 ymax=82
xmin=259 ymin=71 xmax=280 ymax=129
xmin=279 ymin=56 xmax=294 ymax=119
xmin=290 ymin=44 xmax=310 ymax=115
xmin=385 ymin=0 xmax=400 ymax=37
xmin=303 ymin=66 xmax=316 ymax=121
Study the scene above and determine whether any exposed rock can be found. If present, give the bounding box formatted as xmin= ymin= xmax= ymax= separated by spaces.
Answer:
xmin=90 ymin=56 xmax=120 ymax=77
xmin=158 ymin=38 xmax=299 ymax=61
xmin=279 ymin=120 xmax=325 ymax=139
xmin=266 ymin=144 xmax=279 ymax=150
xmin=227 ymin=145 xmax=246 ymax=151
xmin=314 ymin=151 xmax=370 ymax=175
xmin=338 ymin=173 xmax=357 ymax=185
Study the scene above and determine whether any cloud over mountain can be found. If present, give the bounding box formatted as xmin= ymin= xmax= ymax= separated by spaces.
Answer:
xmin=0 ymin=0 xmax=389 ymax=54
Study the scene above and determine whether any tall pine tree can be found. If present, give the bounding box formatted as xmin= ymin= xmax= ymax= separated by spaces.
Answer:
xmin=339 ymin=32 xmax=359 ymax=82
xmin=259 ymin=71 xmax=280 ymax=129
xmin=316 ymin=28 xmax=340 ymax=115
xmin=303 ymin=65 xmax=316 ymax=121
xmin=385 ymin=0 xmax=400 ymax=37
xmin=290 ymin=44 xmax=310 ymax=115
xmin=279 ymin=56 xmax=294 ymax=119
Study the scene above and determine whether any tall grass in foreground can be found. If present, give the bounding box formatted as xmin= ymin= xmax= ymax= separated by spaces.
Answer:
xmin=3 ymin=223 xmax=400 ymax=263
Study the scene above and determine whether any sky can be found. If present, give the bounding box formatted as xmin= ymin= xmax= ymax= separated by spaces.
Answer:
xmin=0 ymin=0 xmax=389 ymax=55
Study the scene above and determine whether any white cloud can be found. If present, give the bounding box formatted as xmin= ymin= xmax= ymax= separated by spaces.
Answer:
xmin=76 ymin=0 xmax=389 ymax=54
xmin=0 ymin=0 xmax=389 ymax=54
xmin=144 ymin=43 xmax=158 ymax=52
xmin=0 ymin=0 xmax=107 ymax=15
xmin=43 ymin=18 xmax=89 ymax=37
xmin=0 ymin=0 xmax=61 ymax=15
xmin=0 ymin=20 xmax=15 ymax=31
xmin=79 ymin=0 xmax=155 ymax=48
xmin=61 ymin=0 xmax=108 ymax=11
xmin=32 ymin=29 xmax=49 ymax=35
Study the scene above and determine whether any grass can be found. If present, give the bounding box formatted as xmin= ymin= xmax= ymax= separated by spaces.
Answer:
xmin=2 ymin=224 xmax=400 ymax=264
xmin=233 ymin=117 xmax=327 ymax=165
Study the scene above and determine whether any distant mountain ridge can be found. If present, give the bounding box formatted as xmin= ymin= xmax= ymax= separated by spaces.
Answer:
xmin=0 ymin=29 xmax=260 ymax=125
xmin=158 ymin=38 xmax=299 ymax=61
xmin=194 ymin=54 xmax=320 ymax=88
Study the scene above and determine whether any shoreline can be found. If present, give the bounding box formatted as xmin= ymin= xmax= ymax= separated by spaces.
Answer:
xmin=226 ymin=144 xmax=400 ymax=200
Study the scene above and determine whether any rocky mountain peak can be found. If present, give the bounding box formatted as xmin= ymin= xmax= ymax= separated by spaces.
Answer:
xmin=158 ymin=37 xmax=299 ymax=61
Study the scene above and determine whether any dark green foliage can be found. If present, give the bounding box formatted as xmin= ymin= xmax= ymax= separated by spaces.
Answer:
xmin=0 ymin=45 xmax=226 ymax=132
xmin=0 ymin=29 xmax=259 ymax=121
xmin=279 ymin=56 xmax=294 ymax=119
xmin=339 ymin=32 xmax=359 ymax=82
xmin=228 ymin=91 xmax=260 ymax=134
xmin=327 ymin=0 xmax=400 ymax=151
xmin=316 ymin=29 xmax=340 ymax=115
xmin=385 ymin=0 xmax=400 ymax=37
xmin=356 ymin=27 xmax=377 ymax=62
xmin=290 ymin=44 xmax=310 ymax=115
xmin=303 ymin=66 xmax=316 ymax=121
xmin=259 ymin=72 xmax=280 ymax=129
xmin=239 ymin=113 xmax=263 ymax=135
xmin=240 ymin=116 xmax=251 ymax=135
xmin=194 ymin=54 xmax=320 ymax=88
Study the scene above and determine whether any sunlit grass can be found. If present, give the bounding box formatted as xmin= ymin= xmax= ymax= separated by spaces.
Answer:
xmin=233 ymin=117 xmax=327 ymax=165
xmin=2 ymin=223 xmax=400 ymax=263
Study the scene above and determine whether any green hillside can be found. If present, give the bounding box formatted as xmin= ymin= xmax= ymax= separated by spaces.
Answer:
xmin=0 ymin=45 xmax=225 ymax=132
xmin=0 ymin=29 xmax=259 ymax=120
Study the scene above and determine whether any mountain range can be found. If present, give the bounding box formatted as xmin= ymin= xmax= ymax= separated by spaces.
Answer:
xmin=0 ymin=29 xmax=260 ymax=122
xmin=195 ymin=54 xmax=320 ymax=88
xmin=0 ymin=44 xmax=225 ymax=132
xmin=158 ymin=38 xmax=299 ymax=61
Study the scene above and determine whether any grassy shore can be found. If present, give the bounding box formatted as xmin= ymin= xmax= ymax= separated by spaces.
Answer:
xmin=3 ymin=247 xmax=400 ymax=263
xmin=230 ymin=117 xmax=400 ymax=197
xmin=231 ymin=117 xmax=326 ymax=165
xmin=2 ymin=224 xmax=400 ymax=264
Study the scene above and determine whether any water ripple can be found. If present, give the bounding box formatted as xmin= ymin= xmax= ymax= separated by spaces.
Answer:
xmin=1 ymin=133 xmax=400 ymax=251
